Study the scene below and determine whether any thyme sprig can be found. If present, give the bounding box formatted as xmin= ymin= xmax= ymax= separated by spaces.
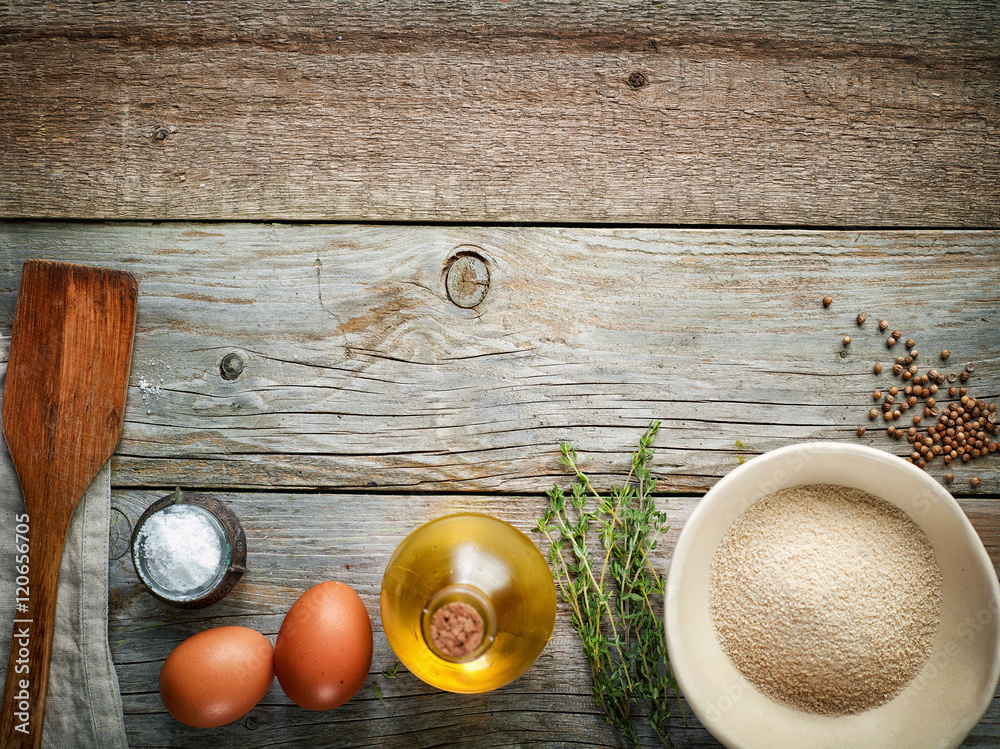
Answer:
xmin=534 ymin=421 xmax=680 ymax=748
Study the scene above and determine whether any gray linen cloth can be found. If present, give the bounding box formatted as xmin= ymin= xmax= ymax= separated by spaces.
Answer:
xmin=0 ymin=364 xmax=129 ymax=748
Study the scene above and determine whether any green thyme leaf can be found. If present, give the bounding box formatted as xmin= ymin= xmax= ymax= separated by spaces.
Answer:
xmin=535 ymin=421 xmax=682 ymax=748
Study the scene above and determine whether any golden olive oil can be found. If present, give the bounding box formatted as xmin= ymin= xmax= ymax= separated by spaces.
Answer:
xmin=380 ymin=513 xmax=556 ymax=693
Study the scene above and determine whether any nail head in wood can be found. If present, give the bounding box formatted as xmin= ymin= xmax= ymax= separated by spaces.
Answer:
xmin=220 ymin=352 xmax=245 ymax=380
xmin=627 ymin=71 xmax=647 ymax=89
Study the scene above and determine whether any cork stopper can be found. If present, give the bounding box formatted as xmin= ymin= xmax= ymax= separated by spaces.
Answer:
xmin=429 ymin=601 xmax=485 ymax=658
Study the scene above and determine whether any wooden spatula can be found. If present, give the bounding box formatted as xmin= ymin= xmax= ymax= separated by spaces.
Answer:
xmin=1 ymin=260 xmax=137 ymax=749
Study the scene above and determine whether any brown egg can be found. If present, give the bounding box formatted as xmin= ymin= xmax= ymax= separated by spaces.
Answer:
xmin=159 ymin=626 xmax=274 ymax=728
xmin=274 ymin=580 xmax=373 ymax=710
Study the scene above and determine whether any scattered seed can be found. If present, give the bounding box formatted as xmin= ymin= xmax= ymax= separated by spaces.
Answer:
xmin=857 ymin=313 xmax=867 ymax=325
xmin=889 ymin=386 xmax=898 ymax=396
xmin=905 ymin=339 xmax=916 ymax=349
xmin=941 ymin=349 xmax=950 ymax=359
xmin=887 ymin=337 xmax=897 ymax=347
xmin=823 ymin=296 xmax=833 ymax=307
xmin=857 ymin=426 xmax=866 ymax=437
xmin=945 ymin=473 xmax=954 ymax=483
xmin=966 ymin=362 xmax=975 ymax=373
xmin=913 ymin=415 xmax=922 ymax=425
xmin=971 ymin=477 xmax=981 ymax=487
xmin=960 ymin=371 xmax=970 ymax=382
xmin=893 ymin=364 xmax=904 ymax=375
xmin=843 ymin=336 xmax=852 ymax=346
xmin=873 ymin=390 xmax=882 ymax=401
xmin=910 ymin=350 xmax=918 ymax=360
xmin=873 ymin=362 xmax=883 ymax=374
xmin=869 ymin=408 xmax=879 ymax=420
xmin=879 ymin=320 xmax=889 ymax=331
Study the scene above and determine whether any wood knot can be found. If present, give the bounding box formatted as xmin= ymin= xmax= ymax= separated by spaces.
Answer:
xmin=445 ymin=250 xmax=490 ymax=309
xmin=627 ymin=71 xmax=647 ymax=89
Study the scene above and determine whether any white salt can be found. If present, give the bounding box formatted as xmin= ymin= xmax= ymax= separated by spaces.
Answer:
xmin=136 ymin=504 xmax=226 ymax=596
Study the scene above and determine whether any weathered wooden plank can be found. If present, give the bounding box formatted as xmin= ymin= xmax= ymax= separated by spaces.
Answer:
xmin=1 ymin=2 xmax=997 ymax=224
xmin=107 ymin=489 xmax=1000 ymax=748
xmin=2 ymin=222 xmax=998 ymax=494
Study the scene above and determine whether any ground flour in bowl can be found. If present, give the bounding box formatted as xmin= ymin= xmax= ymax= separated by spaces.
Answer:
xmin=709 ymin=483 xmax=943 ymax=716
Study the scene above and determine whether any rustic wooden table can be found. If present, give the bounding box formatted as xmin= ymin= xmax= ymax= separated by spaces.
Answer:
xmin=2 ymin=2 xmax=998 ymax=747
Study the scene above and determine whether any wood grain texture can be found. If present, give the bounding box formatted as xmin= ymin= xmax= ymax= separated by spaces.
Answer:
xmin=1 ymin=1 xmax=998 ymax=225
xmin=105 ymin=488 xmax=1000 ymax=748
xmin=2 ymin=222 xmax=998 ymax=495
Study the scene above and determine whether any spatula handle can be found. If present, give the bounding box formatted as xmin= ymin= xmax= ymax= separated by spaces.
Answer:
xmin=0 ymin=521 xmax=68 ymax=749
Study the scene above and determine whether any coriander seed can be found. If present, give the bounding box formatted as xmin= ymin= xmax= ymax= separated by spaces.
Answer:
xmin=893 ymin=364 xmax=904 ymax=375
xmin=972 ymin=477 xmax=981 ymax=487
xmin=869 ymin=408 xmax=879 ymax=420
xmin=966 ymin=362 xmax=975 ymax=373
xmin=823 ymin=296 xmax=833 ymax=307
xmin=843 ymin=336 xmax=852 ymax=346
xmin=887 ymin=337 xmax=897 ymax=347
xmin=945 ymin=473 xmax=954 ymax=483
xmin=879 ymin=320 xmax=889 ymax=331
xmin=874 ymin=362 xmax=883 ymax=374
xmin=941 ymin=349 xmax=950 ymax=359
xmin=873 ymin=390 xmax=882 ymax=401
xmin=857 ymin=426 xmax=866 ymax=437
xmin=889 ymin=386 xmax=898 ymax=396
xmin=905 ymin=339 xmax=915 ymax=349
xmin=857 ymin=313 xmax=867 ymax=325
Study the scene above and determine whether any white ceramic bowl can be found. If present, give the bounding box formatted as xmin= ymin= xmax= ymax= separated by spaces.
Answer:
xmin=666 ymin=442 xmax=1000 ymax=749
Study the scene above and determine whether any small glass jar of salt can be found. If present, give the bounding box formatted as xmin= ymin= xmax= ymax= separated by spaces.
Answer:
xmin=131 ymin=489 xmax=247 ymax=608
